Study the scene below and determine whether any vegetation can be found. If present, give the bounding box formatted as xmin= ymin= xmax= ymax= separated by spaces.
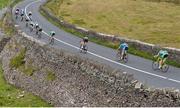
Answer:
xmin=45 ymin=0 xmax=180 ymax=48
xmin=0 ymin=13 xmax=16 ymax=36
xmin=0 ymin=0 xmax=11 ymax=9
xmin=46 ymin=70 xmax=56 ymax=81
xmin=0 ymin=62 xmax=51 ymax=107
xmin=40 ymin=9 xmax=180 ymax=68
xmin=10 ymin=48 xmax=26 ymax=69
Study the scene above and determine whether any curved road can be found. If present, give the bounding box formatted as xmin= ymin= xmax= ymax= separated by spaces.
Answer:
xmin=14 ymin=0 xmax=180 ymax=89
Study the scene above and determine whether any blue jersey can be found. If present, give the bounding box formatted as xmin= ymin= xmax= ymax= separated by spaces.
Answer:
xmin=119 ymin=43 xmax=128 ymax=50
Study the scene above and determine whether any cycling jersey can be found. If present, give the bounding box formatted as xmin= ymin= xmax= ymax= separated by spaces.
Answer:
xmin=35 ymin=24 xmax=39 ymax=29
xmin=119 ymin=43 xmax=128 ymax=50
xmin=30 ymin=22 xmax=34 ymax=27
xmin=20 ymin=9 xmax=24 ymax=16
xmin=158 ymin=50 xmax=169 ymax=59
xmin=15 ymin=10 xmax=19 ymax=14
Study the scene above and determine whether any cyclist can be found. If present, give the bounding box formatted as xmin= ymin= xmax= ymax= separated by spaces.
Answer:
xmin=35 ymin=23 xmax=40 ymax=34
xmin=25 ymin=17 xmax=30 ymax=27
xmin=154 ymin=50 xmax=169 ymax=69
xmin=118 ymin=42 xmax=128 ymax=60
xmin=49 ymin=31 xmax=55 ymax=44
xmin=20 ymin=9 xmax=25 ymax=21
xmin=80 ymin=36 xmax=88 ymax=50
xmin=37 ymin=27 xmax=43 ymax=38
xmin=29 ymin=21 xmax=34 ymax=32
xmin=35 ymin=23 xmax=39 ymax=30
xmin=28 ymin=11 xmax=32 ymax=21
xmin=15 ymin=8 xmax=20 ymax=19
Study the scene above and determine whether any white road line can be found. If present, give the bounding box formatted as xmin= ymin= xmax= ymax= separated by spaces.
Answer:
xmin=23 ymin=0 xmax=180 ymax=84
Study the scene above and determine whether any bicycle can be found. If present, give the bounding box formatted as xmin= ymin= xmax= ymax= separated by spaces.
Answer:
xmin=20 ymin=15 xmax=24 ymax=22
xmin=79 ymin=44 xmax=88 ymax=54
xmin=26 ymin=22 xmax=29 ymax=27
xmin=36 ymin=29 xmax=42 ymax=39
xmin=49 ymin=37 xmax=55 ymax=45
xmin=116 ymin=50 xmax=128 ymax=63
xmin=15 ymin=13 xmax=18 ymax=20
xmin=152 ymin=57 xmax=169 ymax=72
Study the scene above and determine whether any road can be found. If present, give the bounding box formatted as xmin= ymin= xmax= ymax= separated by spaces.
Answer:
xmin=13 ymin=0 xmax=180 ymax=89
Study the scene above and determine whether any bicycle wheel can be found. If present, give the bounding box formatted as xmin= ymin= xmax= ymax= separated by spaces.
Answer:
xmin=26 ymin=23 xmax=28 ymax=27
xmin=79 ymin=45 xmax=83 ymax=53
xmin=152 ymin=61 xmax=159 ymax=71
xmin=161 ymin=64 xmax=169 ymax=73
xmin=116 ymin=52 xmax=121 ymax=61
xmin=15 ymin=15 xmax=18 ymax=19
xmin=84 ymin=45 xmax=88 ymax=54
xmin=51 ymin=38 xmax=54 ymax=45
xmin=123 ymin=54 xmax=128 ymax=63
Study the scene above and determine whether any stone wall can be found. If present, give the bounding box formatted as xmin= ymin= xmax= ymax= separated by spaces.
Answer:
xmin=40 ymin=5 xmax=180 ymax=64
xmin=0 ymin=30 xmax=180 ymax=106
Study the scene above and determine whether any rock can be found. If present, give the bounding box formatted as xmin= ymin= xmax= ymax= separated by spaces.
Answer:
xmin=135 ymin=82 xmax=142 ymax=89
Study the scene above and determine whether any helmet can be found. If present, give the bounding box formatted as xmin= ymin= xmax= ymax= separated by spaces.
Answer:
xmin=28 ymin=11 xmax=32 ymax=15
xmin=84 ymin=36 xmax=88 ymax=40
xmin=16 ymin=8 xmax=20 ymax=11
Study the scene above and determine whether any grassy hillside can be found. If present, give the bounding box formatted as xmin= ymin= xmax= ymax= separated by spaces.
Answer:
xmin=0 ymin=0 xmax=11 ymax=9
xmin=0 ymin=63 xmax=51 ymax=107
xmin=45 ymin=0 xmax=180 ymax=48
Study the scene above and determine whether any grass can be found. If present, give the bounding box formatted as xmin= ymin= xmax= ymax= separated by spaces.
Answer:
xmin=0 ymin=62 xmax=51 ymax=107
xmin=9 ymin=48 xmax=38 ymax=76
xmin=46 ymin=70 xmax=56 ymax=81
xmin=0 ymin=12 xmax=16 ymax=36
xmin=0 ymin=0 xmax=11 ymax=9
xmin=10 ymin=48 xmax=26 ymax=69
xmin=40 ymin=9 xmax=180 ymax=68
xmin=45 ymin=0 xmax=180 ymax=48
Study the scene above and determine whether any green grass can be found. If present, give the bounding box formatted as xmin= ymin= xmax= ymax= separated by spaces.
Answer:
xmin=0 ymin=62 xmax=51 ymax=107
xmin=10 ymin=48 xmax=26 ymax=69
xmin=45 ymin=0 xmax=180 ymax=48
xmin=0 ymin=12 xmax=16 ymax=36
xmin=9 ymin=48 xmax=38 ymax=76
xmin=40 ymin=9 xmax=180 ymax=68
xmin=46 ymin=70 xmax=56 ymax=81
xmin=0 ymin=0 xmax=11 ymax=9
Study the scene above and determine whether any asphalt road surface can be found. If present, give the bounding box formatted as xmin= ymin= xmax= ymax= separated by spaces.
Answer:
xmin=13 ymin=0 xmax=180 ymax=89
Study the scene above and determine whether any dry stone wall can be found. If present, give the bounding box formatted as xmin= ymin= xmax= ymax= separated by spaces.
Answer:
xmin=0 ymin=30 xmax=180 ymax=106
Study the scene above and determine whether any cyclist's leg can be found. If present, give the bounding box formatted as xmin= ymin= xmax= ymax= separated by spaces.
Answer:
xmin=159 ymin=58 xmax=163 ymax=69
xmin=124 ymin=50 xmax=127 ymax=58
xmin=162 ymin=58 xmax=167 ymax=67
xmin=121 ymin=48 xmax=125 ymax=59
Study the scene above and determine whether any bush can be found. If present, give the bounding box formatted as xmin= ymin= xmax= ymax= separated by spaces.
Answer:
xmin=10 ymin=48 xmax=26 ymax=69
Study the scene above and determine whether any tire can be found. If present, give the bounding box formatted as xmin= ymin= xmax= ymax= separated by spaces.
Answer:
xmin=123 ymin=54 xmax=128 ymax=63
xmin=116 ymin=51 xmax=121 ymax=61
xmin=50 ymin=38 xmax=54 ymax=45
xmin=152 ymin=61 xmax=159 ymax=71
xmin=84 ymin=45 xmax=88 ymax=54
xmin=15 ymin=15 xmax=18 ymax=19
xmin=26 ymin=23 xmax=28 ymax=27
xmin=38 ymin=33 xmax=41 ymax=39
xmin=21 ymin=17 xmax=23 ymax=21
xmin=162 ymin=64 xmax=169 ymax=73
xmin=79 ymin=45 xmax=82 ymax=53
